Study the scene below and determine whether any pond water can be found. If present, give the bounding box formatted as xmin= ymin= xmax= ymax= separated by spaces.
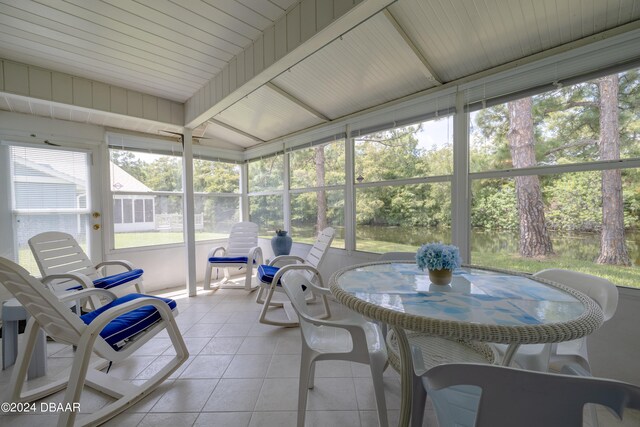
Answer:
xmin=355 ymin=225 xmax=640 ymax=266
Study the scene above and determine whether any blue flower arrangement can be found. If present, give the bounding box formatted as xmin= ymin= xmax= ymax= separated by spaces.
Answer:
xmin=416 ymin=242 xmax=462 ymax=271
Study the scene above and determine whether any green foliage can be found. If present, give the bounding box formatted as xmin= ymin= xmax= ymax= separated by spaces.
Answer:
xmin=471 ymin=180 xmax=518 ymax=230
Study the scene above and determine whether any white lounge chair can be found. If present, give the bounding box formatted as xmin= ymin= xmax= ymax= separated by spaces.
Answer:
xmin=203 ymin=221 xmax=263 ymax=292
xmin=0 ymin=257 xmax=188 ymax=427
xmin=29 ymin=231 xmax=144 ymax=309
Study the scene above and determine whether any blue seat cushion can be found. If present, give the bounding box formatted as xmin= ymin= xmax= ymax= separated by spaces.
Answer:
xmin=258 ymin=265 xmax=281 ymax=285
xmin=92 ymin=269 xmax=144 ymax=290
xmin=208 ymin=256 xmax=255 ymax=264
xmin=80 ymin=293 xmax=176 ymax=350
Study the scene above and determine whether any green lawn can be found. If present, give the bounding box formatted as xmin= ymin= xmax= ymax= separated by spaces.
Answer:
xmin=114 ymin=231 xmax=229 ymax=248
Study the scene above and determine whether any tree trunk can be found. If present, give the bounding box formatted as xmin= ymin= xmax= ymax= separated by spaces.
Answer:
xmin=315 ymin=146 xmax=328 ymax=233
xmin=508 ymin=97 xmax=554 ymax=257
xmin=597 ymin=74 xmax=631 ymax=266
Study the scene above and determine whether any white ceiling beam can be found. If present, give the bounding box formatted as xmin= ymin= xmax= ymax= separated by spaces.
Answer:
xmin=207 ymin=118 xmax=265 ymax=144
xmin=265 ymin=82 xmax=329 ymax=122
xmin=382 ymin=9 xmax=442 ymax=85
xmin=185 ymin=0 xmax=397 ymax=128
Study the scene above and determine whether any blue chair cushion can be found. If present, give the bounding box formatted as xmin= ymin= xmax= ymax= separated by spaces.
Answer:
xmin=80 ymin=293 xmax=176 ymax=350
xmin=258 ymin=265 xmax=281 ymax=285
xmin=92 ymin=269 xmax=144 ymax=290
xmin=208 ymin=256 xmax=254 ymax=264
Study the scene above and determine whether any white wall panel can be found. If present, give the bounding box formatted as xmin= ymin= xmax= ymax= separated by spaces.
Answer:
xmin=3 ymin=61 xmax=28 ymax=96
xmin=72 ymin=77 xmax=92 ymax=108
xmin=27 ymin=67 xmax=51 ymax=100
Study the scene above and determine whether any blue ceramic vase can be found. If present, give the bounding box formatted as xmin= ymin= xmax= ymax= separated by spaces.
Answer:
xmin=271 ymin=231 xmax=292 ymax=256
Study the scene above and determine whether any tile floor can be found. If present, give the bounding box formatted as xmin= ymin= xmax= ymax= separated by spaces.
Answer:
xmin=0 ymin=284 xmax=639 ymax=426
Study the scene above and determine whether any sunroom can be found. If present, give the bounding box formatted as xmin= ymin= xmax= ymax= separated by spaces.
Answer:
xmin=1 ymin=1 xmax=640 ymax=426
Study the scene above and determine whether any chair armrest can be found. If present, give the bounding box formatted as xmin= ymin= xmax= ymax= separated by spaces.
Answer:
xmin=247 ymin=246 xmax=263 ymax=265
xmin=273 ymin=264 xmax=330 ymax=296
xmin=269 ymin=255 xmax=304 ymax=266
xmin=56 ymin=288 xmax=118 ymax=304
xmin=83 ymin=296 xmax=176 ymax=335
xmin=303 ymin=315 xmax=370 ymax=352
xmin=207 ymin=246 xmax=226 ymax=259
xmin=95 ymin=260 xmax=135 ymax=273
xmin=42 ymin=272 xmax=95 ymax=290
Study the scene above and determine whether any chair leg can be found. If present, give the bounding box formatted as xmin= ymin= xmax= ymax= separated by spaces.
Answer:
xmin=258 ymin=284 xmax=299 ymax=327
xmin=56 ymin=332 xmax=97 ymax=427
xmin=298 ymin=350 xmax=314 ymax=427
xmin=370 ymin=354 xmax=389 ymax=427
xmin=204 ymin=263 xmax=213 ymax=290
xmin=410 ymin=371 xmax=427 ymax=427
xmin=7 ymin=318 xmax=39 ymax=402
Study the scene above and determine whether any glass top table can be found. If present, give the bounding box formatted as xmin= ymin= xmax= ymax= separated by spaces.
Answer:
xmin=329 ymin=261 xmax=604 ymax=427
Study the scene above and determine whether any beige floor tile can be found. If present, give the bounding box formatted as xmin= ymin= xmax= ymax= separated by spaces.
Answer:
xmin=194 ymin=412 xmax=252 ymax=427
xmin=248 ymin=411 xmax=297 ymax=427
xmin=215 ymin=323 xmax=253 ymax=337
xmin=306 ymin=377 xmax=358 ymax=411
xmin=202 ymin=378 xmax=263 ymax=412
xmin=223 ymin=354 xmax=271 ymax=378
xmin=183 ymin=323 xmax=223 ymax=338
xmin=179 ymin=354 xmax=233 ymax=379
xmin=200 ymin=337 xmax=244 ymax=355
xmin=254 ymin=378 xmax=299 ymax=411
xmin=237 ymin=336 xmax=278 ymax=354
xmin=138 ymin=412 xmax=199 ymax=427
xmin=305 ymin=410 xmax=360 ymax=427
xmin=150 ymin=378 xmax=218 ymax=413
xmin=266 ymin=354 xmax=301 ymax=378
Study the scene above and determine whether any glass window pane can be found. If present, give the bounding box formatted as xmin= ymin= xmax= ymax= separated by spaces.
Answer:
xmin=110 ymin=149 xmax=183 ymax=249
xmin=123 ymin=199 xmax=133 ymax=223
xmin=9 ymin=145 xmax=90 ymax=275
xmin=290 ymin=141 xmax=345 ymax=189
xmin=249 ymin=195 xmax=283 ymax=238
xmin=194 ymin=195 xmax=240 ymax=241
xmin=248 ymin=155 xmax=283 ymax=192
xmin=471 ymin=170 xmax=640 ymax=288
xmin=470 ymin=69 xmax=640 ymax=173
xmin=193 ymin=159 xmax=240 ymax=193
xmin=355 ymin=182 xmax=451 ymax=253
xmin=144 ymin=199 xmax=153 ymax=222
xmin=354 ymin=116 xmax=453 ymax=183
xmin=291 ymin=190 xmax=345 ymax=248
xmin=114 ymin=199 xmax=122 ymax=224
xmin=134 ymin=199 xmax=144 ymax=222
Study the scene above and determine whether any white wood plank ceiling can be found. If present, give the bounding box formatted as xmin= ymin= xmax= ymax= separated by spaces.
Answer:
xmin=0 ymin=0 xmax=639 ymax=150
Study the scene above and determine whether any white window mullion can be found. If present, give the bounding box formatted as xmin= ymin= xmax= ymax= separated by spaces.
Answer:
xmin=284 ymin=152 xmax=291 ymax=233
xmin=345 ymin=125 xmax=356 ymax=252
xmin=452 ymin=92 xmax=470 ymax=262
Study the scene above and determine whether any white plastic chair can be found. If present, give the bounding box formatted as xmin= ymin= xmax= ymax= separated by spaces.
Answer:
xmin=422 ymin=363 xmax=640 ymax=427
xmin=256 ymin=227 xmax=335 ymax=326
xmin=281 ymin=271 xmax=389 ymax=427
xmin=204 ymin=221 xmax=263 ymax=292
xmin=491 ymin=269 xmax=619 ymax=373
xmin=29 ymin=231 xmax=144 ymax=309
xmin=0 ymin=257 xmax=188 ymax=427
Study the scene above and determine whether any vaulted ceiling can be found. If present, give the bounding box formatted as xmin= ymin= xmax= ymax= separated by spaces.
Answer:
xmin=1 ymin=0 xmax=639 ymax=151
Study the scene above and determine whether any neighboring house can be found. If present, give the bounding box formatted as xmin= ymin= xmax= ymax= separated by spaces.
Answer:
xmin=110 ymin=163 xmax=156 ymax=233
xmin=12 ymin=155 xmax=88 ymax=246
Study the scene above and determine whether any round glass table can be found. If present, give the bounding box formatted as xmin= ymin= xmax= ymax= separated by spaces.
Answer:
xmin=329 ymin=262 xmax=604 ymax=427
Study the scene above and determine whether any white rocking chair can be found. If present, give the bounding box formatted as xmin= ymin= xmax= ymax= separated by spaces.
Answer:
xmin=29 ymin=231 xmax=144 ymax=309
xmin=0 ymin=257 xmax=188 ymax=427
xmin=256 ymin=227 xmax=335 ymax=327
xmin=203 ymin=221 xmax=263 ymax=292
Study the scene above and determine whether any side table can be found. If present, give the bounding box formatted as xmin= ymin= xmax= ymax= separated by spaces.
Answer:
xmin=2 ymin=298 xmax=47 ymax=379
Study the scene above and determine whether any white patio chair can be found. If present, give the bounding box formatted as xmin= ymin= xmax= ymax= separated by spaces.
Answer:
xmin=29 ymin=231 xmax=144 ymax=309
xmin=255 ymin=227 xmax=335 ymax=327
xmin=203 ymin=221 xmax=263 ymax=292
xmin=0 ymin=256 xmax=188 ymax=427
xmin=491 ymin=268 xmax=619 ymax=373
xmin=422 ymin=363 xmax=640 ymax=427
xmin=281 ymin=271 xmax=389 ymax=427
